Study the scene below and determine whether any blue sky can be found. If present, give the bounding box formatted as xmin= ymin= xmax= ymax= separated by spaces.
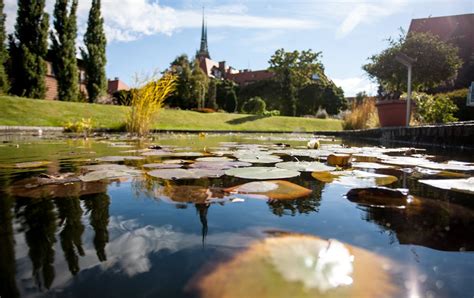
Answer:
xmin=5 ymin=0 xmax=473 ymax=96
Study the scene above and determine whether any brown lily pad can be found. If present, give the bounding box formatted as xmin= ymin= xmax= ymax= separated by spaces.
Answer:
xmin=225 ymin=180 xmax=312 ymax=200
xmin=346 ymin=187 xmax=409 ymax=208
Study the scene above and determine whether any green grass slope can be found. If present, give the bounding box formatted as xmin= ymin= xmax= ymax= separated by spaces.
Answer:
xmin=0 ymin=96 xmax=342 ymax=132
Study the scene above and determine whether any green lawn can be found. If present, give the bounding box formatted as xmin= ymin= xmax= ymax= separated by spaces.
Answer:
xmin=0 ymin=96 xmax=342 ymax=132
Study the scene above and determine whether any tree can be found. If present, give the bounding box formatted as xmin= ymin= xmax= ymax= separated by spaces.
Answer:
xmin=281 ymin=67 xmax=296 ymax=116
xmin=0 ymin=0 xmax=9 ymax=94
xmin=168 ymin=54 xmax=193 ymax=108
xmin=190 ymin=58 xmax=208 ymax=109
xmin=242 ymin=96 xmax=266 ymax=115
xmin=9 ymin=0 xmax=49 ymax=98
xmin=81 ymin=0 xmax=107 ymax=102
xmin=363 ymin=31 xmax=462 ymax=93
xmin=51 ymin=0 xmax=79 ymax=101
xmin=206 ymin=79 xmax=217 ymax=110
xmin=216 ymin=79 xmax=237 ymax=112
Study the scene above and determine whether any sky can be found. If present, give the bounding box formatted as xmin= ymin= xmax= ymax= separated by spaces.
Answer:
xmin=4 ymin=0 xmax=473 ymax=96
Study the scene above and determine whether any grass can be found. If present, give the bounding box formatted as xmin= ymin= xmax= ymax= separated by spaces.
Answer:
xmin=0 ymin=96 xmax=342 ymax=132
xmin=342 ymin=98 xmax=379 ymax=130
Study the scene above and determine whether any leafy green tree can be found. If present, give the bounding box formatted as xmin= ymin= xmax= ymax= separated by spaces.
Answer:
xmin=9 ymin=0 xmax=49 ymax=98
xmin=242 ymin=96 xmax=266 ymax=115
xmin=363 ymin=31 xmax=462 ymax=92
xmin=238 ymin=79 xmax=281 ymax=111
xmin=51 ymin=0 xmax=79 ymax=101
xmin=81 ymin=0 xmax=107 ymax=102
xmin=281 ymin=68 xmax=296 ymax=116
xmin=168 ymin=54 xmax=193 ymax=108
xmin=216 ymin=80 xmax=238 ymax=112
xmin=413 ymin=92 xmax=458 ymax=124
xmin=190 ymin=58 xmax=208 ymax=108
xmin=0 ymin=0 xmax=9 ymax=94
xmin=206 ymin=79 xmax=217 ymax=110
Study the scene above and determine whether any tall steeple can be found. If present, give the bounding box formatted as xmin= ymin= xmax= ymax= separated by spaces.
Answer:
xmin=197 ymin=7 xmax=210 ymax=59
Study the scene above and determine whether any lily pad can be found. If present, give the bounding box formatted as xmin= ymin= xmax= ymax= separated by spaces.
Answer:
xmin=195 ymin=156 xmax=234 ymax=162
xmin=189 ymin=234 xmax=396 ymax=298
xmin=237 ymin=155 xmax=283 ymax=164
xmin=96 ymin=156 xmax=144 ymax=162
xmin=225 ymin=180 xmax=312 ymax=200
xmin=0 ymin=161 xmax=52 ymax=169
xmin=327 ymin=154 xmax=352 ymax=167
xmin=190 ymin=161 xmax=252 ymax=170
xmin=276 ymin=161 xmax=335 ymax=172
xmin=79 ymin=168 xmax=142 ymax=182
xmin=351 ymin=162 xmax=393 ymax=169
xmin=312 ymin=170 xmax=398 ymax=187
xmin=81 ymin=163 xmax=132 ymax=172
xmin=381 ymin=157 xmax=474 ymax=171
xmin=225 ymin=167 xmax=300 ymax=180
xmin=143 ymin=163 xmax=183 ymax=169
xmin=419 ymin=178 xmax=474 ymax=194
xmin=147 ymin=168 xmax=224 ymax=180
xmin=346 ymin=187 xmax=409 ymax=208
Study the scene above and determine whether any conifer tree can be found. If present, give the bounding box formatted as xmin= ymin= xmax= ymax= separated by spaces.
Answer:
xmin=9 ymin=0 xmax=49 ymax=98
xmin=206 ymin=79 xmax=217 ymax=110
xmin=0 ymin=0 xmax=9 ymax=94
xmin=81 ymin=0 xmax=107 ymax=102
xmin=51 ymin=0 xmax=79 ymax=101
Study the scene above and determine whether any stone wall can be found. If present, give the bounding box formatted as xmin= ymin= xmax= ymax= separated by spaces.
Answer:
xmin=318 ymin=122 xmax=474 ymax=150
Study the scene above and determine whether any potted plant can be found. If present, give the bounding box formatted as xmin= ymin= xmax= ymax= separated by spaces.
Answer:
xmin=363 ymin=31 xmax=462 ymax=127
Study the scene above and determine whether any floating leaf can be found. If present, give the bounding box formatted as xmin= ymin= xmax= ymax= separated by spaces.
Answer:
xmin=190 ymin=161 xmax=252 ymax=170
xmin=381 ymin=157 xmax=474 ymax=171
xmin=351 ymin=162 xmax=393 ymax=169
xmin=143 ymin=163 xmax=183 ymax=169
xmin=225 ymin=180 xmax=312 ymax=200
xmin=346 ymin=187 xmax=409 ymax=208
xmin=327 ymin=154 xmax=352 ymax=167
xmin=419 ymin=178 xmax=474 ymax=194
xmin=237 ymin=155 xmax=283 ymax=164
xmin=276 ymin=161 xmax=335 ymax=172
xmin=154 ymin=185 xmax=214 ymax=204
xmin=189 ymin=234 xmax=396 ymax=298
xmin=79 ymin=168 xmax=142 ymax=182
xmin=225 ymin=167 xmax=300 ymax=180
xmin=96 ymin=156 xmax=144 ymax=162
xmin=147 ymin=168 xmax=224 ymax=180
xmin=0 ymin=161 xmax=52 ymax=169
xmin=312 ymin=170 xmax=398 ymax=187
xmin=81 ymin=163 xmax=132 ymax=172
xmin=195 ymin=157 xmax=234 ymax=162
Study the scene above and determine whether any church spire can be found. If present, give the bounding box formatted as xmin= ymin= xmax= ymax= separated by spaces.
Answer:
xmin=198 ymin=7 xmax=210 ymax=59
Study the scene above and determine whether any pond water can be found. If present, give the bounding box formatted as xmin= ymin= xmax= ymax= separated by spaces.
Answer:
xmin=0 ymin=133 xmax=473 ymax=298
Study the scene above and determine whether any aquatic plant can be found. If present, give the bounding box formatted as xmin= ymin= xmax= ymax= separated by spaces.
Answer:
xmin=64 ymin=118 xmax=93 ymax=136
xmin=126 ymin=72 xmax=177 ymax=137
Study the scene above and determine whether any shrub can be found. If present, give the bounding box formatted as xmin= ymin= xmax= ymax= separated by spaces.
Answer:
xmin=242 ymin=96 xmax=266 ymax=115
xmin=413 ymin=92 xmax=458 ymax=124
xmin=113 ymin=89 xmax=133 ymax=106
xmin=126 ymin=73 xmax=177 ymax=137
xmin=435 ymin=89 xmax=473 ymax=121
xmin=342 ymin=99 xmax=379 ymax=130
xmin=64 ymin=118 xmax=93 ymax=136
xmin=263 ymin=110 xmax=280 ymax=116
xmin=315 ymin=106 xmax=328 ymax=119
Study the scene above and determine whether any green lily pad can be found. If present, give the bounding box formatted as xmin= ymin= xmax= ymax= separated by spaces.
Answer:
xmin=78 ymin=168 xmax=142 ymax=182
xmin=276 ymin=161 xmax=335 ymax=172
xmin=351 ymin=162 xmax=393 ymax=169
xmin=189 ymin=234 xmax=396 ymax=298
xmin=0 ymin=161 xmax=52 ymax=169
xmin=237 ymin=155 xmax=283 ymax=164
xmin=381 ymin=157 xmax=474 ymax=171
xmin=147 ymin=168 xmax=224 ymax=180
xmin=419 ymin=178 xmax=474 ymax=194
xmin=195 ymin=156 xmax=235 ymax=162
xmin=143 ymin=163 xmax=183 ymax=169
xmin=225 ymin=167 xmax=300 ymax=180
xmin=81 ymin=163 xmax=132 ymax=172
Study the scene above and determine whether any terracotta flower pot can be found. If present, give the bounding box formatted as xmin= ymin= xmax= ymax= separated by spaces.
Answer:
xmin=375 ymin=100 xmax=412 ymax=127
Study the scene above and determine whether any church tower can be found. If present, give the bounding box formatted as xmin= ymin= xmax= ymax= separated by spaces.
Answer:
xmin=197 ymin=9 xmax=210 ymax=60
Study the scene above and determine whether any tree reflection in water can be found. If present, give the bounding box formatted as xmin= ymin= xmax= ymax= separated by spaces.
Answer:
xmin=195 ymin=203 xmax=210 ymax=245
xmin=267 ymin=179 xmax=324 ymax=216
xmin=83 ymin=193 xmax=111 ymax=262
xmin=0 ymin=192 xmax=20 ymax=298
xmin=55 ymin=196 xmax=85 ymax=275
xmin=16 ymin=198 xmax=57 ymax=290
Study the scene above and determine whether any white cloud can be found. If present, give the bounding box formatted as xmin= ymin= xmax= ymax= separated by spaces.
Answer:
xmin=333 ymin=76 xmax=378 ymax=97
xmin=4 ymin=0 xmax=318 ymax=43
xmin=335 ymin=0 xmax=408 ymax=38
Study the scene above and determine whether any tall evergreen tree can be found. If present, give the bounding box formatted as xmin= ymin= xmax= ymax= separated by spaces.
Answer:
xmin=0 ymin=0 xmax=9 ymax=94
xmin=81 ymin=0 xmax=107 ymax=102
xmin=9 ymin=0 xmax=49 ymax=99
xmin=206 ymin=79 xmax=217 ymax=110
xmin=51 ymin=0 xmax=79 ymax=101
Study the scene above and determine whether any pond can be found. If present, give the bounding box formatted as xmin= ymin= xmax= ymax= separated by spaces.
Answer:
xmin=0 ymin=133 xmax=473 ymax=297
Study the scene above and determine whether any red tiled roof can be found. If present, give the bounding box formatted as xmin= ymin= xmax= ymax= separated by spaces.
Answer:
xmin=226 ymin=70 xmax=275 ymax=86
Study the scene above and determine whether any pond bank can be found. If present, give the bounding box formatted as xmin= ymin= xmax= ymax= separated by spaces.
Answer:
xmin=319 ymin=121 xmax=474 ymax=150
